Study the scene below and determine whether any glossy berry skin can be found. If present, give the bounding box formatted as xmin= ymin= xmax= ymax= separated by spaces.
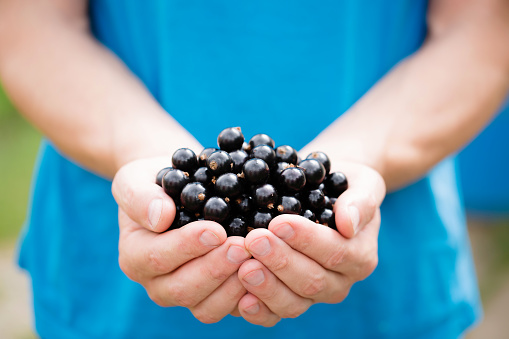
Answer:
xmin=329 ymin=196 xmax=337 ymax=207
xmin=325 ymin=172 xmax=348 ymax=197
xmin=192 ymin=167 xmax=212 ymax=186
xmin=323 ymin=195 xmax=333 ymax=210
xmin=275 ymin=145 xmax=298 ymax=164
xmin=251 ymin=145 xmax=276 ymax=167
xmin=306 ymin=151 xmax=331 ymax=175
xmin=218 ymin=127 xmax=244 ymax=152
xmin=226 ymin=216 xmax=248 ymax=237
xmin=251 ymin=211 xmax=273 ymax=229
xmin=198 ymin=148 xmax=217 ymax=167
xmin=306 ymin=189 xmax=326 ymax=210
xmin=170 ymin=208 xmax=196 ymax=230
xmin=207 ymin=150 xmax=233 ymax=175
xmin=180 ymin=182 xmax=209 ymax=212
xmin=248 ymin=133 xmax=275 ymax=150
xmin=274 ymin=162 xmax=291 ymax=176
xmin=156 ymin=167 xmax=171 ymax=187
xmin=318 ymin=208 xmax=336 ymax=230
xmin=172 ymin=148 xmax=198 ymax=173
xmin=302 ymin=209 xmax=316 ymax=222
xmin=233 ymin=194 xmax=254 ymax=215
xmin=215 ymin=173 xmax=243 ymax=199
xmin=277 ymin=196 xmax=301 ymax=215
xmin=243 ymin=158 xmax=270 ymax=185
xmin=298 ymin=159 xmax=326 ymax=187
xmin=229 ymin=150 xmax=249 ymax=174
xmin=162 ymin=168 xmax=190 ymax=199
xmin=279 ymin=167 xmax=306 ymax=192
xmin=253 ymin=184 xmax=278 ymax=209
xmin=203 ymin=197 xmax=230 ymax=223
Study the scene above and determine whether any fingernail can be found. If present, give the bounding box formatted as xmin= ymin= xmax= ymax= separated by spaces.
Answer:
xmin=244 ymin=302 xmax=260 ymax=315
xmin=227 ymin=245 xmax=251 ymax=264
xmin=349 ymin=206 xmax=360 ymax=234
xmin=243 ymin=269 xmax=265 ymax=286
xmin=248 ymin=237 xmax=270 ymax=256
xmin=148 ymin=199 xmax=163 ymax=230
xmin=272 ymin=223 xmax=294 ymax=240
xmin=200 ymin=230 xmax=221 ymax=247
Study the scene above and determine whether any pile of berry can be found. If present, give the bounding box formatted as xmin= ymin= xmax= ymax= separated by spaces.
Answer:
xmin=156 ymin=127 xmax=348 ymax=237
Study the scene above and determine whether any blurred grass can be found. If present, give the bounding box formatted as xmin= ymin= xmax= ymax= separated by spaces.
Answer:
xmin=0 ymin=86 xmax=41 ymax=241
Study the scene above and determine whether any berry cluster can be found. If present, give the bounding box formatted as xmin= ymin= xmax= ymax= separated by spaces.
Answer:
xmin=156 ymin=127 xmax=348 ymax=237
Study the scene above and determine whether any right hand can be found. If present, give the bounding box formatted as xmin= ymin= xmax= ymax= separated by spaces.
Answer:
xmin=112 ymin=157 xmax=251 ymax=323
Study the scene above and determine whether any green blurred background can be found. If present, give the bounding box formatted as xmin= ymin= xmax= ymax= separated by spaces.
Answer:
xmin=0 ymin=84 xmax=508 ymax=338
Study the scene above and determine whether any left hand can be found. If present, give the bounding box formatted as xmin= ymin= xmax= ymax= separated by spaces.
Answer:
xmin=235 ymin=162 xmax=386 ymax=326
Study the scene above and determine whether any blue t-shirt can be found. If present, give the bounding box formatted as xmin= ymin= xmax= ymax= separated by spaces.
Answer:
xmin=19 ymin=1 xmax=481 ymax=338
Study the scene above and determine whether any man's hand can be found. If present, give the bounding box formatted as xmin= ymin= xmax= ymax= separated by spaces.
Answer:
xmin=235 ymin=162 xmax=385 ymax=326
xmin=112 ymin=157 xmax=252 ymax=323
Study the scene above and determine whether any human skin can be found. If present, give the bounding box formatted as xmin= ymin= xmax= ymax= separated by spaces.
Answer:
xmin=1 ymin=0 xmax=508 ymax=327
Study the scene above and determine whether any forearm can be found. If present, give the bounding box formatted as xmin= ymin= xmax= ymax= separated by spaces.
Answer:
xmin=303 ymin=1 xmax=509 ymax=191
xmin=0 ymin=1 xmax=199 ymax=178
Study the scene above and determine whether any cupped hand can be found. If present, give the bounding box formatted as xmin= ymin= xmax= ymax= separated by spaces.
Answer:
xmin=112 ymin=157 xmax=251 ymax=323
xmin=235 ymin=162 xmax=386 ymax=326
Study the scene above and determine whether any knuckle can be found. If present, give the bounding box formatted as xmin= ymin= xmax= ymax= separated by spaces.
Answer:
xmin=203 ymin=264 xmax=230 ymax=284
xmin=281 ymin=302 xmax=309 ymax=319
xmin=169 ymin=283 xmax=198 ymax=308
xmin=330 ymin=287 xmax=350 ymax=304
xmin=301 ymin=271 xmax=327 ymax=298
xmin=192 ymin=308 xmax=222 ymax=324
xmin=147 ymin=288 xmax=172 ymax=307
xmin=362 ymin=253 xmax=379 ymax=279
xmin=146 ymin=247 xmax=169 ymax=274
xmin=270 ymin=253 xmax=291 ymax=273
xmin=118 ymin=254 xmax=137 ymax=281
xmin=324 ymin=243 xmax=349 ymax=270
xmin=296 ymin=229 xmax=315 ymax=252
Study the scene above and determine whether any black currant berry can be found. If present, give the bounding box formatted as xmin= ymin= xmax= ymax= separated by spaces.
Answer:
xmin=229 ymin=149 xmax=249 ymax=174
xmin=243 ymin=158 xmax=270 ymax=185
xmin=180 ymin=182 xmax=209 ymax=212
xmin=172 ymin=148 xmax=198 ymax=173
xmin=170 ymin=207 xmax=196 ymax=230
xmin=162 ymin=168 xmax=190 ymax=199
xmin=306 ymin=151 xmax=331 ymax=175
xmin=306 ymin=189 xmax=326 ymax=210
xmin=325 ymin=172 xmax=348 ymax=197
xmin=302 ymin=209 xmax=316 ymax=222
xmin=253 ymin=184 xmax=278 ymax=209
xmin=192 ymin=167 xmax=212 ymax=186
xmin=323 ymin=195 xmax=333 ymax=210
xmin=279 ymin=167 xmax=306 ymax=192
xmin=215 ymin=173 xmax=243 ymax=199
xmin=251 ymin=145 xmax=276 ymax=167
xmin=329 ymin=196 xmax=337 ymax=207
xmin=156 ymin=167 xmax=171 ymax=187
xmin=275 ymin=145 xmax=298 ymax=164
xmin=217 ymin=127 xmax=244 ymax=152
xmin=198 ymin=148 xmax=217 ymax=167
xmin=225 ymin=216 xmax=248 ymax=237
xmin=207 ymin=150 xmax=233 ymax=175
xmin=274 ymin=162 xmax=291 ymax=176
xmin=277 ymin=196 xmax=301 ymax=215
xmin=298 ymin=159 xmax=326 ymax=187
xmin=248 ymin=133 xmax=275 ymax=150
xmin=251 ymin=211 xmax=273 ymax=229
xmin=233 ymin=194 xmax=254 ymax=215
xmin=317 ymin=208 xmax=336 ymax=230
xmin=203 ymin=197 xmax=230 ymax=223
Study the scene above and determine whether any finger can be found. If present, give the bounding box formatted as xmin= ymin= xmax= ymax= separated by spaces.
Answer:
xmin=118 ymin=215 xmax=227 ymax=282
xmin=269 ymin=213 xmax=379 ymax=279
xmin=238 ymin=259 xmax=314 ymax=317
xmin=112 ymin=157 xmax=176 ymax=233
xmin=230 ymin=307 xmax=241 ymax=317
xmin=330 ymin=162 xmax=385 ymax=238
xmin=244 ymin=230 xmax=349 ymax=303
xmin=145 ymin=236 xmax=251 ymax=308
xmin=238 ymin=293 xmax=281 ymax=327
xmin=190 ymin=274 xmax=247 ymax=324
